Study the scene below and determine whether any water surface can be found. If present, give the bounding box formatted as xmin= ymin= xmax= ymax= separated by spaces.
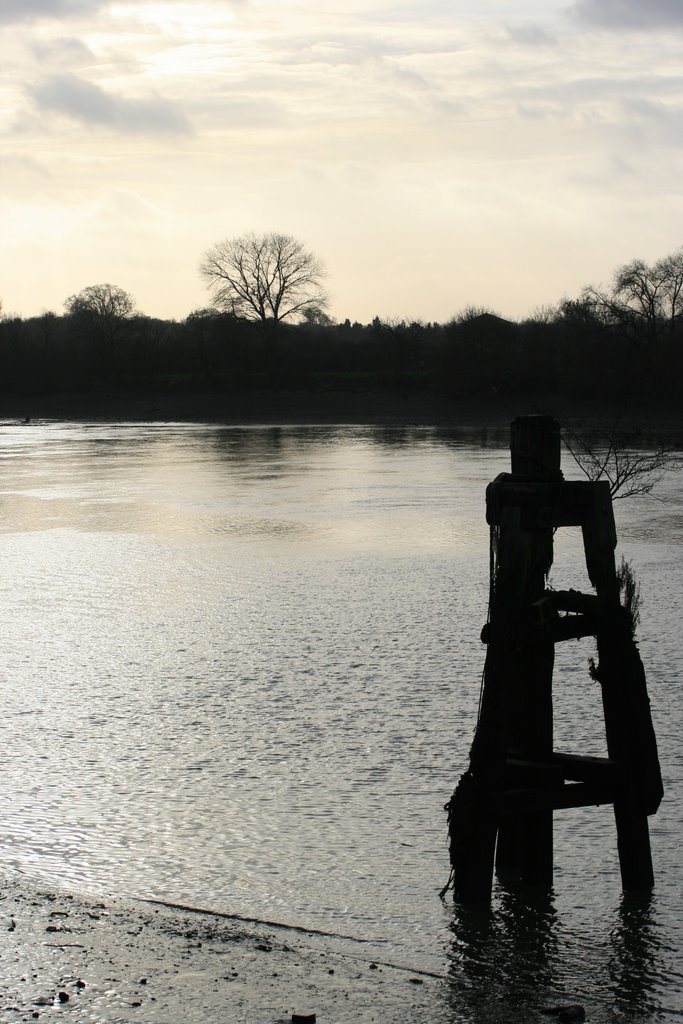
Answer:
xmin=0 ymin=421 xmax=680 ymax=1022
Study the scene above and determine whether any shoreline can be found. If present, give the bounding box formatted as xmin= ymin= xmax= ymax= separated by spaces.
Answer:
xmin=1 ymin=389 xmax=683 ymax=437
xmin=0 ymin=878 xmax=445 ymax=1023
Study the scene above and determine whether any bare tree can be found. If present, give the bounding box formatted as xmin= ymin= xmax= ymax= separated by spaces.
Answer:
xmin=450 ymin=304 xmax=502 ymax=325
xmin=65 ymin=282 xmax=136 ymax=322
xmin=64 ymin=283 xmax=137 ymax=380
xmin=582 ymin=248 xmax=683 ymax=348
xmin=562 ymin=420 xmax=678 ymax=500
xmin=526 ymin=303 xmax=558 ymax=325
xmin=199 ymin=232 xmax=328 ymax=365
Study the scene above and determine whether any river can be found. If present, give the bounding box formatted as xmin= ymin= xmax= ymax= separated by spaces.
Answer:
xmin=0 ymin=421 xmax=680 ymax=1022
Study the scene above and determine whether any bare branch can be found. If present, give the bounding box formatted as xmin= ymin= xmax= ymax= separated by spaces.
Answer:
xmin=582 ymin=246 xmax=683 ymax=348
xmin=199 ymin=232 xmax=328 ymax=332
xmin=562 ymin=420 xmax=679 ymax=500
xmin=64 ymin=283 xmax=136 ymax=321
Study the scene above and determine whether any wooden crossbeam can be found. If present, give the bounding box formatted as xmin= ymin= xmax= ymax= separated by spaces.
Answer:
xmin=495 ymin=782 xmax=618 ymax=814
xmin=506 ymin=752 xmax=620 ymax=784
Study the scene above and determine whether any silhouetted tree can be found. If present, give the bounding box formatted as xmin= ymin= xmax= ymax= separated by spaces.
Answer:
xmin=65 ymin=282 xmax=135 ymax=324
xmin=368 ymin=317 xmax=430 ymax=391
xmin=184 ymin=308 xmax=224 ymax=383
xmin=442 ymin=311 xmax=518 ymax=394
xmin=125 ymin=316 xmax=167 ymax=386
xmin=64 ymin=283 xmax=137 ymax=382
xmin=583 ymin=248 xmax=683 ymax=349
xmin=451 ymin=304 xmax=502 ymax=325
xmin=557 ymin=295 xmax=605 ymax=334
xmin=301 ymin=305 xmax=334 ymax=327
xmin=183 ymin=308 xmax=255 ymax=384
xmin=199 ymin=232 xmax=328 ymax=372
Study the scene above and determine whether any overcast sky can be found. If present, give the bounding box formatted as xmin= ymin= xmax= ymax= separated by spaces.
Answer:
xmin=2 ymin=0 xmax=683 ymax=323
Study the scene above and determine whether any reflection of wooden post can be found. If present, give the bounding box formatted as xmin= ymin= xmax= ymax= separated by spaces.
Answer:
xmin=447 ymin=415 xmax=662 ymax=903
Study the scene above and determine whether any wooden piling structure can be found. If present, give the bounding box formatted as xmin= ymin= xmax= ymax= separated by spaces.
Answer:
xmin=446 ymin=415 xmax=663 ymax=903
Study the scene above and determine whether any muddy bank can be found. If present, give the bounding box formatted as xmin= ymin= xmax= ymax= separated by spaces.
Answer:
xmin=0 ymin=880 xmax=447 ymax=1023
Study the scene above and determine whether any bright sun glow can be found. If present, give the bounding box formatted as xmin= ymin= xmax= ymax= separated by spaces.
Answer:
xmin=112 ymin=2 xmax=238 ymax=35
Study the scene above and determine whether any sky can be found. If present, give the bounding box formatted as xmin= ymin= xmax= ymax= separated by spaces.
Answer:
xmin=2 ymin=0 xmax=683 ymax=324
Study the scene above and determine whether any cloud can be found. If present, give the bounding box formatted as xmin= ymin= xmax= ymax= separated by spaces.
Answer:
xmin=0 ymin=155 xmax=51 ymax=180
xmin=28 ymin=73 xmax=193 ymax=136
xmin=204 ymin=93 xmax=284 ymax=129
xmin=0 ymin=0 xmax=104 ymax=23
xmin=619 ymin=96 xmax=683 ymax=146
xmin=505 ymin=23 xmax=558 ymax=47
xmin=570 ymin=0 xmax=683 ymax=30
xmin=30 ymin=36 xmax=96 ymax=67
xmin=0 ymin=0 xmax=247 ymax=24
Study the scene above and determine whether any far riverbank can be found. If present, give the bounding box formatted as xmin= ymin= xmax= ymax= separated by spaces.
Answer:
xmin=1 ymin=389 xmax=683 ymax=438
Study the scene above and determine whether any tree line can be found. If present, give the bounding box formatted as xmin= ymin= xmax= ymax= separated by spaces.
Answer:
xmin=1 ymin=235 xmax=683 ymax=402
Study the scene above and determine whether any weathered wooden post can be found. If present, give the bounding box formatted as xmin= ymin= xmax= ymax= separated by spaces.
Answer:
xmin=446 ymin=415 xmax=663 ymax=903
xmin=492 ymin=416 xmax=560 ymax=884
